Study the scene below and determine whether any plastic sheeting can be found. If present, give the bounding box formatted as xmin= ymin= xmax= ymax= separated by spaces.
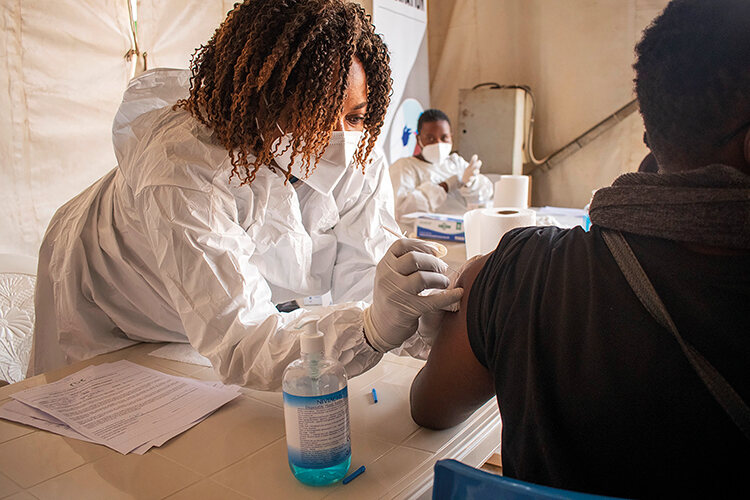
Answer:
xmin=0 ymin=0 xmax=234 ymax=258
xmin=0 ymin=0 xmax=134 ymax=257
xmin=136 ymin=0 xmax=233 ymax=71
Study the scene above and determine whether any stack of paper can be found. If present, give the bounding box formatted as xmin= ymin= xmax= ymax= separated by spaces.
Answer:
xmin=0 ymin=360 xmax=240 ymax=454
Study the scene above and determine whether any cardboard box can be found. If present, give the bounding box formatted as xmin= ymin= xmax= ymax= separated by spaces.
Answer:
xmin=414 ymin=214 xmax=465 ymax=242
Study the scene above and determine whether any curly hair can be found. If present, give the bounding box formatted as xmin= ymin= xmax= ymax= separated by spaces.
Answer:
xmin=176 ymin=0 xmax=392 ymax=185
xmin=634 ymin=0 xmax=750 ymax=170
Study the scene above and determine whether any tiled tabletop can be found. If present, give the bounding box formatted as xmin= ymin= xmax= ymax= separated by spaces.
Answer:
xmin=0 ymin=343 xmax=501 ymax=500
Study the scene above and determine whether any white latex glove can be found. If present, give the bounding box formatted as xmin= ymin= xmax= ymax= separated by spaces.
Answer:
xmin=364 ymin=239 xmax=464 ymax=352
xmin=461 ymin=154 xmax=483 ymax=185
xmin=414 ymin=253 xmax=485 ymax=346
xmin=442 ymin=175 xmax=462 ymax=192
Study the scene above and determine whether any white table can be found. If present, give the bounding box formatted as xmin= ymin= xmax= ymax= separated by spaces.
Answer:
xmin=0 ymin=342 xmax=500 ymax=499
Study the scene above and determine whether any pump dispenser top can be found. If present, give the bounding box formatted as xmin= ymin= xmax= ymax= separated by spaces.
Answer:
xmin=299 ymin=319 xmax=324 ymax=355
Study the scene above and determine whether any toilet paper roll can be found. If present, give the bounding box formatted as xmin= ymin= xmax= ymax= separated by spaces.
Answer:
xmin=493 ymin=175 xmax=530 ymax=209
xmin=464 ymin=207 xmax=536 ymax=259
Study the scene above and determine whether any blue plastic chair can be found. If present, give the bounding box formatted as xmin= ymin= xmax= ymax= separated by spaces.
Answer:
xmin=432 ymin=459 xmax=625 ymax=500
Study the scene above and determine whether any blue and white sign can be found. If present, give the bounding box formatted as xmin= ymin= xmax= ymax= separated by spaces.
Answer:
xmin=388 ymin=98 xmax=424 ymax=163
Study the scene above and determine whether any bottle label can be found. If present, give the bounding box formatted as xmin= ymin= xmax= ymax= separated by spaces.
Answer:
xmin=283 ymin=386 xmax=351 ymax=469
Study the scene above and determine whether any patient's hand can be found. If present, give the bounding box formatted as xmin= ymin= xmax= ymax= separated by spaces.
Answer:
xmin=409 ymin=253 xmax=496 ymax=429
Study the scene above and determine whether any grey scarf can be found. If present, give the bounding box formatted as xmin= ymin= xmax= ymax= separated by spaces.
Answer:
xmin=589 ymin=164 xmax=750 ymax=249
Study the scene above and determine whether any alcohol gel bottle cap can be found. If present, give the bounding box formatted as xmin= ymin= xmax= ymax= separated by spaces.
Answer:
xmin=299 ymin=319 xmax=324 ymax=355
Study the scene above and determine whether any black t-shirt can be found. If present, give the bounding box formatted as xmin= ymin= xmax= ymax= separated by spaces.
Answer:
xmin=466 ymin=225 xmax=750 ymax=498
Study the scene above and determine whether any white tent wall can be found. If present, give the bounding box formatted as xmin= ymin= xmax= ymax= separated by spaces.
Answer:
xmin=136 ymin=0 xmax=235 ymax=71
xmin=0 ymin=0 xmax=234 ymax=259
xmin=428 ymin=0 xmax=669 ymax=208
xmin=0 ymin=0 xmax=134 ymax=258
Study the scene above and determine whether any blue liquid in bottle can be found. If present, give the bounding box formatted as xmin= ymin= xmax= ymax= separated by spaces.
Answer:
xmin=282 ymin=321 xmax=351 ymax=486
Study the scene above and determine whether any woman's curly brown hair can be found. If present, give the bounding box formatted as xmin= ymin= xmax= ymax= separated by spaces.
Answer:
xmin=176 ymin=0 xmax=392 ymax=185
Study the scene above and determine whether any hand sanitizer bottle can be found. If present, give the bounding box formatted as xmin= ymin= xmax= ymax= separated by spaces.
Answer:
xmin=282 ymin=319 xmax=351 ymax=486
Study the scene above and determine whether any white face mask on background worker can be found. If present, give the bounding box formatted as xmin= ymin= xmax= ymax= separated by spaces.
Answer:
xmin=420 ymin=141 xmax=452 ymax=164
xmin=417 ymin=117 xmax=453 ymax=164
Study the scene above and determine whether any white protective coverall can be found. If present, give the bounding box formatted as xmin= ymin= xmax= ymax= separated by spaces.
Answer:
xmin=389 ymin=154 xmax=493 ymax=223
xmin=29 ymin=68 xmax=416 ymax=390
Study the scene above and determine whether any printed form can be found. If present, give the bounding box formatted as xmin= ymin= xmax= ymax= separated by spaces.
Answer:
xmin=0 ymin=360 xmax=239 ymax=454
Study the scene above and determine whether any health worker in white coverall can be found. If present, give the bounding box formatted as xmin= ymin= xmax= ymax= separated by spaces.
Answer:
xmin=390 ymin=109 xmax=494 ymax=224
xmin=29 ymin=0 xmax=462 ymax=389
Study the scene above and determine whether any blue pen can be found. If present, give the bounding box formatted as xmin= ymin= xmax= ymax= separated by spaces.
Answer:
xmin=342 ymin=465 xmax=366 ymax=484
xmin=371 ymin=388 xmax=378 ymax=403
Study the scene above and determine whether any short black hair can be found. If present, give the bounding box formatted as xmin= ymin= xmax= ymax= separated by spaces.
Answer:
xmin=634 ymin=0 xmax=750 ymax=170
xmin=417 ymin=109 xmax=450 ymax=134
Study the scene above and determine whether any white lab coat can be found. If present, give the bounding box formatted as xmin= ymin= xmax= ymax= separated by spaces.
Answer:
xmin=390 ymin=154 xmax=493 ymax=223
xmin=29 ymin=68 xmax=415 ymax=390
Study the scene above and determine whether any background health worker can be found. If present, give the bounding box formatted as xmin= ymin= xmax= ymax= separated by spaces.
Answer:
xmin=29 ymin=0 xmax=462 ymax=389
xmin=390 ymin=109 xmax=494 ymax=224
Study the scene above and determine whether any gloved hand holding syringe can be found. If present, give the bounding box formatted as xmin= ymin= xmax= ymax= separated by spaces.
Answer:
xmin=362 ymin=226 xmax=464 ymax=354
xmin=381 ymin=225 xmax=462 ymax=291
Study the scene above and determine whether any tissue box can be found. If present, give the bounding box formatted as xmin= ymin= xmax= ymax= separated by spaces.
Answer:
xmin=414 ymin=214 xmax=465 ymax=242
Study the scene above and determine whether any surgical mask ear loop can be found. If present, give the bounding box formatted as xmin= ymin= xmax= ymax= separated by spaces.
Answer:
xmin=254 ymin=117 xmax=286 ymax=142
xmin=255 ymin=116 xmax=294 ymax=179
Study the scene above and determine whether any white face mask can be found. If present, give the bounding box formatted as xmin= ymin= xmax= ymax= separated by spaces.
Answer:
xmin=420 ymin=141 xmax=452 ymax=164
xmin=273 ymin=130 xmax=363 ymax=196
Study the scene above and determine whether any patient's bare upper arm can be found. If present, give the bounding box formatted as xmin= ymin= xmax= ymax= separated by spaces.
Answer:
xmin=410 ymin=253 xmax=496 ymax=429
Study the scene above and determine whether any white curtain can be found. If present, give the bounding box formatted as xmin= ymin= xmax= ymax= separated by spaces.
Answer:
xmin=0 ymin=0 xmax=233 ymax=258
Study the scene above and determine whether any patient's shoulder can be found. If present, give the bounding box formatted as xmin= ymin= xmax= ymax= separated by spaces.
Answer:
xmin=456 ymin=253 xmax=493 ymax=292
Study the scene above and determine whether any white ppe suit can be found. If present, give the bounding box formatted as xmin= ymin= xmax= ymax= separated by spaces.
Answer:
xmin=29 ymin=68 xmax=410 ymax=390
xmin=390 ymin=154 xmax=493 ymax=223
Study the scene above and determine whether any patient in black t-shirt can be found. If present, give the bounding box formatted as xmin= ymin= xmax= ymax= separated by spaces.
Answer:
xmin=410 ymin=1 xmax=750 ymax=498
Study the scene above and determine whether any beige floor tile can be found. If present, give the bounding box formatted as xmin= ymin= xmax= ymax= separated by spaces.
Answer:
xmin=212 ymin=432 xmax=394 ymax=500
xmin=0 ymin=399 xmax=34 ymax=444
xmin=129 ymin=351 xmax=207 ymax=378
xmin=194 ymin=357 xmax=408 ymax=410
xmin=0 ymin=419 xmax=33 ymax=445
xmin=4 ymin=492 xmax=38 ymax=500
xmin=322 ymin=446 xmax=432 ymax=499
xmin=0 ymin=471 xmax=21 ymax=498
xmin=29 ymin=452 xmax=201 ymax=500
xmin=348 ymin=433 xmax=396 ymax=469
xmin=165 ymin=479 xmax=251 ymax=500
xmin=0 ymin=432 xmax=109 ymax=488
xmin=242 ymin=389 xmax=283 ymax=408
xmin=404 ymin=400 xmax=501 ymax=454
xmin=347 ymin=359 xmax=392 ymax=393
xmin=0 ymin=378 xmax=45 ymax=399
xmin=154 ymin=397 xmax=285 ymax=476
xmin=211 ymin=438 xmax=334 ymax=500
xmin=348 ymin=379 xmax=420 ymax=445
xmin=188 ymin=366 xmax=221 ymax=383
xmin=402 ymin=419 xmax=473 ymax=453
